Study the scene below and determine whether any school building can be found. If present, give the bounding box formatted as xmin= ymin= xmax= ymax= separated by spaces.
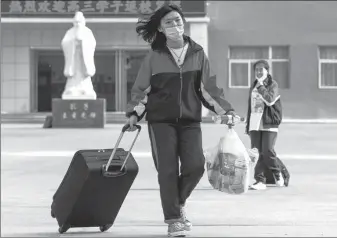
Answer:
xmin=1 ymin=1 xmax=337 ymax=122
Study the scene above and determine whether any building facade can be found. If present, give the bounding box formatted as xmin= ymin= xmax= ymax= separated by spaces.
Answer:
xmin=1 ymin=1 xmax=337 ymax=119
xmin=0 ymin=0 xmax=208 ymax=116
xmin=206 ymin=1 xmax=337 ymax=119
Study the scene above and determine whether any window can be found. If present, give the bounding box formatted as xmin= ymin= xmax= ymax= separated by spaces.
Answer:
xmin=319 ymin=46 xmax=337 ymax=89
xmin=228 ymin=46 xmax=290 ymax=89
xmin=35 ymin=49 xmax=149 ymax=112
xmin=36 ymin=51 xmax=117 ymax=112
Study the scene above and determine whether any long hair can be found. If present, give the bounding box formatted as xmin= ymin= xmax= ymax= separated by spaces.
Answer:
xmin=136 ymin=4 xmax=186 ymax=50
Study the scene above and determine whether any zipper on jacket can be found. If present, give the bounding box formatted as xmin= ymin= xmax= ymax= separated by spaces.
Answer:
xmin=165 ymin=45 xmax=202 ymax=120
xmin=179 ymin=66 xmax=183 ymax=118
xmin=177 ymin=49 xmax=198 ymax=119
xmin=165 ymin=50 xmax=183 ymax=120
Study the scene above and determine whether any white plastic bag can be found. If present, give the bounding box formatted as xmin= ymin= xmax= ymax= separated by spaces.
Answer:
xmin=204 ymin=128 xmax=258 ymax=194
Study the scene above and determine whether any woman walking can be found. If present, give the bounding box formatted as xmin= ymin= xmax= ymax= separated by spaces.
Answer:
xmin=125 ymin=4 xmax=236 ymax=237
xmin=246 ymin=60 xmax=284 ymax=190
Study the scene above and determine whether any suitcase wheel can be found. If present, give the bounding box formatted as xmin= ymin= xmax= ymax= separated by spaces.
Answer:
xmin=99 ymin=224 xmax=112 ymax=232
xmin=51 ymin=210 xmax=55 ymax=218
xmin=58 ymin=224 xmax=70 ymax=234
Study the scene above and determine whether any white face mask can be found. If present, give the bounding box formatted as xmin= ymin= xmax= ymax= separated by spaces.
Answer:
xmin=256 ymin=68 xmax=268 ymax=81
xmin=164 ymin=25 xmax=184 ymax=40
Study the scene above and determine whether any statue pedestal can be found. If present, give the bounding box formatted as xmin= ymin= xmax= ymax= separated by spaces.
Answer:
xmin=52 ymin=98 xmax=106 ymax=128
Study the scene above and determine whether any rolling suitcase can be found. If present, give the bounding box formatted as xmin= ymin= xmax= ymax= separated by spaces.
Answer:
xmin=265 ymin=157 xmax=290 ymax=186
xmin=51 ymin=124 xmax=141 ymax=234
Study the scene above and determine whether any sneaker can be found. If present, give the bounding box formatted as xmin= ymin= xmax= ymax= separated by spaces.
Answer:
xmin=275 ymin=173 xmax=285 ymax=187
xmin=168 ymin=222 xmax=186 ymax=237
xmin=180 ymin=205 xmax=192 ymax=231
xmin=250 ymin=182 xmax=267 ymax=190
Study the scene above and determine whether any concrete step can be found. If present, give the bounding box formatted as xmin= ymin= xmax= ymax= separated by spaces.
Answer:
xmin=1 ymin=113 xmax=216 ymax=124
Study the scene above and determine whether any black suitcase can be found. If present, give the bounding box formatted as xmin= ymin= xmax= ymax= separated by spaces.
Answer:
xmin=265 ymin=157 xmax=290 ymax=186
xmin=51 ymin=125 xmax=141 ymax=234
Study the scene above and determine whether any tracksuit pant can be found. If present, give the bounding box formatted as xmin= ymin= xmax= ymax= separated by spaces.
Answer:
xmin=250 ymin=131 xmax=281 ymax=183
xmin=148 ymin=121 xmax=205 ymax=223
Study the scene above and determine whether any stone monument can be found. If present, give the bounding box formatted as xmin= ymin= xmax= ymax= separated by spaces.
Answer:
xmin=51 ymin=12 xmax=105 ymax=128
xmin=61 ymin=11 xmax=97 ymax=99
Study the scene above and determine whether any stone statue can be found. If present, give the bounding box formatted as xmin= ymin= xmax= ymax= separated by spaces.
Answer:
xmin=61 ymin=11 xmax=97 ymax=100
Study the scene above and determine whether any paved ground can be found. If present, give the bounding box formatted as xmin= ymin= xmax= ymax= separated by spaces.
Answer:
xmin=1 ymin=123 xmax=337 ymax=237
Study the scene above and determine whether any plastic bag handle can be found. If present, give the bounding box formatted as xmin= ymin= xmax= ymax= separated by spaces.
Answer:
xmin=212 ymin=115 xmax=245 ymax=126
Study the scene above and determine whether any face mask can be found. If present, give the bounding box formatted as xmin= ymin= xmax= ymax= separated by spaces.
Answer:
xmin=256 ymin=68 xmax=268 ymax=81
xmin=164 ymin=25 xmax=184 ymax=40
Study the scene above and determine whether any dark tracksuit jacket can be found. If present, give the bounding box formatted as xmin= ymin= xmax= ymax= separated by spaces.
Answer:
xmin=245 ymin=75 xmax=281 ymax=134
xmin=126 ymin=36 xmax=233 ymax=222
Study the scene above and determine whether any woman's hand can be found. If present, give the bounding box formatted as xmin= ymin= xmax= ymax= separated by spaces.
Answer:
xmin=126 ymin=115 xmax=138 ymax=131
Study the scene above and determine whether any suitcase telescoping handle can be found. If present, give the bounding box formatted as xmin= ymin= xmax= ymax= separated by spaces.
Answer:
xmin=104 ymin=124 xmax=142 ymax=174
